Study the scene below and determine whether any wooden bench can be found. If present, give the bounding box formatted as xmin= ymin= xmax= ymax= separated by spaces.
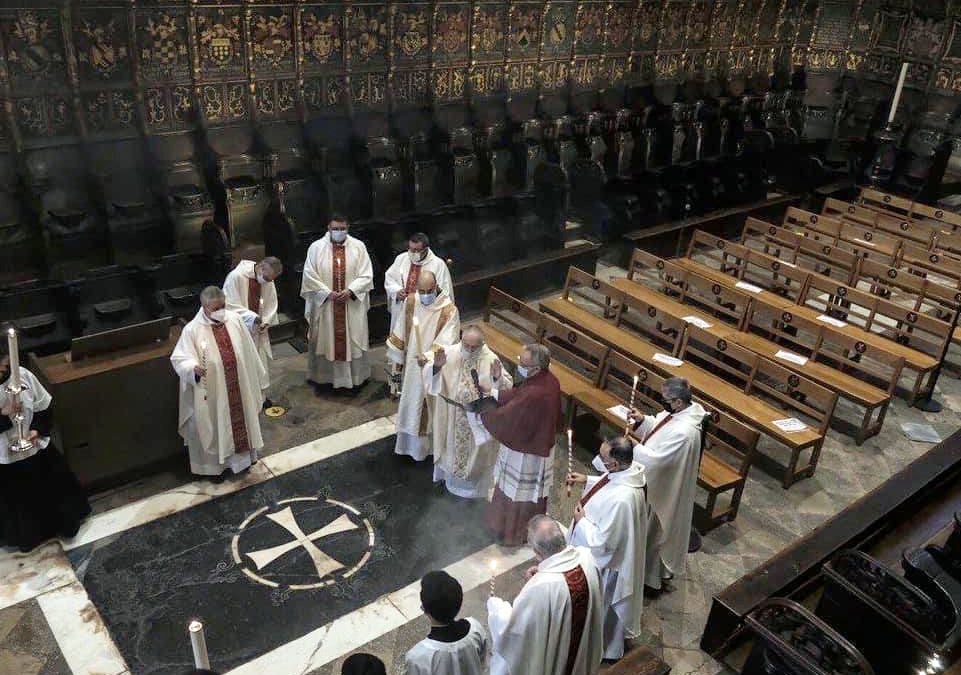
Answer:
xmin=860 ymin=187 xmax=961 ymax=232
xmin=793 ymin=204 xmax=904 ymax=262
xmin=572 ymin=349 xmax=759 ymax=528
xmin=742 ymin=216 xmax=861 ymax=285
xmin=541 ymin=269 xmax=830 ymax=487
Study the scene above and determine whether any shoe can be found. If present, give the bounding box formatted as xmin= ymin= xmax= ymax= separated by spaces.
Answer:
xmin=209 ymin=472 xmax=227 ymax=484
xmin=263 ymin=398 xmax=274 ymax=410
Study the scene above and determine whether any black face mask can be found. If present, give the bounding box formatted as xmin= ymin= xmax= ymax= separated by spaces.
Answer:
xmin=662 ymin=399 xmax=675 ymax=413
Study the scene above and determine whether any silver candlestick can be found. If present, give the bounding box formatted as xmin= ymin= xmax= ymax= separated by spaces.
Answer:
xmin=5 ymin=382 xmax=32 ymax=454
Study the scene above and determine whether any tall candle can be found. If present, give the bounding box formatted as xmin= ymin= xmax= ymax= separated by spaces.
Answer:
xmin=6 ymin=328 xmax=20 ymax=390
xmin=199 ymin=341 xmax=208 ymax=400
xmin=888 ymin=62 xmax=909 ymax=125
xmin=489 ymin=559 xmax=498 ymax=597
xmin=188 ymin=620 xmax=211 ymax=669
xmin=412 ymin=316 xmax=422 ymax=355
xmin=566 ymin=427 xmax=574 ymax=496
xmin=625 ymin=374 xmax=639 ymax=436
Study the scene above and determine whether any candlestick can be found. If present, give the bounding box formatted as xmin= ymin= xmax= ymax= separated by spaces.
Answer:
xmin=199 ymin=341 xmax=208 ymax=401
xmin=489 ymin=559 xmax=497 ymax=597
xmin=7 ymin=327 xmax=20 ymax=391
xmin=188 ymin=620 xmax=211 ymax=669
xmin=625 ymin=374 xmax=638 ymax=436
xmin=888 ymin=62 xmax=908 ymax=125
xmin=566 ymin=427 xmax=573 ymax=497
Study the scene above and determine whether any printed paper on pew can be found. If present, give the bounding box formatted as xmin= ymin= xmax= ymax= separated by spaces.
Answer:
xmin=734 ymin=281 xmax=764 ymax=294
xmin=775 ymin=350 xmax=808 ymax=366
xmin=682 ymin=316 xmax=713 ymax=329
xmin=607 ymin=405 xmax=631 ymax=421
xmin=653 ymin=353 xmax=684 ymax=367
xmin=773 ymin=417 xmax=808 ymax=433
xmin=816 ymin=314 xmax=848 ymax=328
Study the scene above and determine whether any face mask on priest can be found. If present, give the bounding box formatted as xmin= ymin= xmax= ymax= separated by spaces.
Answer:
xmin=419 ymin=289 xmax=438 ymax=306
xmin=328 ymin=219 xmax=349 ymax=244
xmin=205 ymin=305 xmax=227 ymax=323
xmin=408 ymin=248 xmax=428 ymax=265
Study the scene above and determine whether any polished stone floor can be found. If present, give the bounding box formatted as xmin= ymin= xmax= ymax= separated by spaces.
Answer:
xmin=2 ymin=269 xmax=960 ymax=675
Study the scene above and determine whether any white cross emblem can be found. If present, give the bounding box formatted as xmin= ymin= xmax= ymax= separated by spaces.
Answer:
xmin=245 ymin=506 xmax=358 ymax=578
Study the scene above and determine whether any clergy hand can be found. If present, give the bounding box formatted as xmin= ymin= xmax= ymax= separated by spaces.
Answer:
xmin=433 ymin=348 xmax=447 ymax=368
xmin=566 ymin=472 xmax=587 ymax=486
xmin=331 ymin=291 xmax=349 ymax=303
xmin=573 ymin=503 xmax=585 ymax=522
xmin=490 ymin=360 xmax=502 ymax=381
xmin=396 ymin=290 xmax=407 ymax=302
xmin=626 ymin=409 xmax=643 ymax=428
xmin=416 ymin=354 xmax=428 ymax=368
xmin=525 ymin=565 xmax=539 ymax=579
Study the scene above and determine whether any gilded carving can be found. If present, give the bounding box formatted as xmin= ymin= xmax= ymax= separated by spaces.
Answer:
xmin=473 ymin=5 xmax=506 ymax=58
xmin=138 ymin=11 xmax=190 ymax=82
xmin=351 ymin=72 xmax=386 ymax=105
xmin=904 ymin=15 xmax=945 ymax=61
xmin=75 ymin=12 xmax=129 ymax=81
xmin=392 ymin=70 xmax=430 ymax=104
xmin=250 ymin=9 xmax=294 ymax=71
xmin=687 ymin=1 xmax=710 ymax=46
xmin=573 ymin=56 xmax=599 ymax=86
xmin=710 ymin=1 xmax=737 ymax=47
xmin=302 ymin=9 xmax=343 ymax=66
xmin=434 ymin=5 xmax=469 ymax=58
xmin=145 ymin=87 xmax=169 ymax=128
xmin=15 ymin=95 xmax=71 ymax=138
xmin=543 ymin=3 xmax=574 ymax=55
xmin=574 ymin=3 xmax=604 ymax=53
xmin=634 ymin=3 xmax=660 ymax=50
xmin=510 ymin=4 xmax=541 ymax=56
xmin=661 ymin=2 xmax=687 ymax=50
xmin=1 ymin=11 xmax=65 ymax=86
xmin=609 ymin=57 xmax=627 ymax=84
xmin=394 ymin=7 xmax=430 ymax=60
xmin=172 ymin=86 xmax=192 ymax=124
xmin=84 ymin=90 xmax=135 ymax=131
xmin=605 ymin=4 xmax=632 ymax=52
xmin=348 ymin=6 xmax=387 ymax=64
xmin=256 ymin=80 xmax=297 ymax=118
xmin=196 ymin=9 xmax=244 ymax=74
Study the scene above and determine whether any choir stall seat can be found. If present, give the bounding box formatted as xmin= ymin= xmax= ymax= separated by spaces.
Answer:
xmin=23 ymin=145 xmax=109 ymax=280
xmin=304 ymin=115 xmax=368 ymax=222
xmin=362 ymin=137 xmax=404 ymax=219
xmin=0 ymin=153 xmax=40 ymax=282
xmin=70 ymin=265 xmax=157 ymax=337
xmin=143 ymin=253 xmax=221 ymax=324
xmin=475 ymin=122 xmax=514 ymax=198
xmin=0 ymin=279 xmax=73 ymax=356
xmin=471 ymin=199 xmax=516 ymax=267
xmin=507 ymin=94 xmax=547 ymax=192
xmin=147 ymin=132 xmax=215 ymax=255
xmin=203 ymin=124 xmax=270 ymax=251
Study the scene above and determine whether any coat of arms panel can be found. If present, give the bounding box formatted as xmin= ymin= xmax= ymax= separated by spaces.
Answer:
xmin=433 ymin=4 xmax=469 ymax=63
xmin=393 ymin=3 xmax=431 ymax=65
xmin=250 ymin=6 xmax=295 ymax=74
xmin=348 ymin=5 xmax=388 ymax=67
xmin=0 ymin=10 xmax=67 ymax=91
xmin=472 ymin=3 xmax=507 ymax=62
xmin=136 ymin=8 xmax=190 ymax=83
xmin=302 ymin=5 xmax=344 ymax=71
xmin=74 ymin=8 xmax=131 ymax=83
xmin=196 ymin=7 xmax=246 ymax=79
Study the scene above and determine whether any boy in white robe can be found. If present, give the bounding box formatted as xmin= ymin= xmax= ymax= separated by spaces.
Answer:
xmin=223 ymin=256 xmax=282 ymax=403
xmin=567 ymin=436 xmax=660 ymax=660
xmin=171 ymin=286 xmax=268 ymax=478
xmin=488 ymin=515 xmax=605 ymax=675
xmin=403 ymin=571 xmax=489 ymax=675
xmin=614 ymin=377 xmax=706 ymax=586
xmin=386 ymin=271 xmax=460 ymax=461
xmin=301 ymin=216 xmax=375 ymax=390
xmin=422 ymin=326 xmax=511 ymax=498
xmin=384 ymin=232 xmax=454 ymax=336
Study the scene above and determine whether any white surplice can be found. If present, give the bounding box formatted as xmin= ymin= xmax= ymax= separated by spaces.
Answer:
xmin=568 ymin=463 xmax=659 ymax=659
xmin=422 ymin=343 xmax=512 ymax=498
xmin=387 ymin=294 xmax=460 ymax=460
xmin=384 ymin=249 xmax=454 ymax=331
xmin=601 ymin=402 xmax=705 ymax=584
xmin=403 ymin=617 xmax=489 ymax=675
xmin=488 ymin=546 xmax=604 ymax=675
xmin=223 ymin=260 xmax=279 ymax=384
xmin=0 ymin=368 xmax=52 ymax=464
xmin=301 ymin=234 xmax=374 ymax=389
xmin=170 ymin=309 xmax=268 ymax=475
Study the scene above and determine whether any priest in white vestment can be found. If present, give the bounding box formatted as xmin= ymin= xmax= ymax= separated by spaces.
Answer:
xmin=387 ymin=271 xmax=460 ymax=461
xmin=422 ymin=326 xmax=511 ymax=498
xmin=613 ymin=377 xmax=706 ymax=585
xmin=384 ymin=232 xmax=454 ymax=336
xmin=403 ymin=570 xmax=489 ymax=675
xmin=223 ymin=256 xmax=282 ymax=398
xmin=488 ymin=515 xmax=605 ymax=675
xmin=301 ymin=216 xmax=374 ymax=390
xmin=567 ymin=436 xmax=660 ymax=660
xmin=171 ymin=286 xmax=268 ymax=477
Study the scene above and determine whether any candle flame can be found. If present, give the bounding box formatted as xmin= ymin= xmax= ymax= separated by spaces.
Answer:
xmin=489 ymin=559 xmax=498 ymax=573
xmin=413 ymin=317 xmax=420 ymax=327
xmin=188 ymin=620 xmax=203 ymax=632
xmin=6 ymin=327 xmax=14 ymax=337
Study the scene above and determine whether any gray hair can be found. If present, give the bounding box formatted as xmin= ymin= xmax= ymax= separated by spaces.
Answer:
xmin=462 ymin=325 xmax=485 ymax=342
xmin=605 ymin=435 xmax=635 ymax=465
xmin=260 ymin=256 xmax=283 ymax=276
xmin=523 ymin=343 xmax=551 ymax=369
xmin=663 ymin=377 xmax=692 ymax=404
xmin=200 ymin=285 xmax=225 ymax=307
xmin=527 ymin=515 xmax=567 ymax=558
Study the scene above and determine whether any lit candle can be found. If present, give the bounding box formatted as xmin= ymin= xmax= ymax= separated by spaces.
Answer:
xmin=625 ymin=374 xmax=638 ymax=436
xmin=188 ymin=620 xmax=210 ymax=669
xmin=412 ymin=316 xmax=422 ymax=355
xmin=199 ymin=341 xmax=208 ymax=400
xmin=566 ymin=427 xmax=573 ymax=497
xmin=888 ymin=62 xmax=909 ymax=125
xmin=489 ymin=559 xmax=497 ymax=597
xmin=6 ymin=328 xmax=20 ymax=390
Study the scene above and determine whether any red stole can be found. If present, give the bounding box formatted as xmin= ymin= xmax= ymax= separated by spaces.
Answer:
xmin=403 ymin=262 xmax=422 ymax=296
xmin=210 ymin=323 xmax=251 ymax=454
xmin=570 ymin=474 xmax=611 ymax=538
xmin=332 ymin=245 xmax=347 ymax=361
xmin=642 ymin=414 xmax=674 ymax=444
xmin=247 ymin=276 xmax=261 ymax=314
xmin=562 ymin=565 xmax=589 ymax=675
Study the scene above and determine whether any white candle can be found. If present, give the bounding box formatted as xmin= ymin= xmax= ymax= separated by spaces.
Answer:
xmin=625 ymin=374 xmax=638 ymax=436
xmin=188 ymin=620 xmax=210 ymax=669
xmin=199 ymin=341 xmax=208 ymax=399
xmin=489 ymin=559 xmax=497 ymax=597
xmin=7 ymin=328 xmax=20 ymax=390
xmin=412 ymin=316 xmax=421 ymax=355
xmin=888 ymin=62 xmax=909 ymax=125
xmin=566 ymin=427 xmax=573 ymax=496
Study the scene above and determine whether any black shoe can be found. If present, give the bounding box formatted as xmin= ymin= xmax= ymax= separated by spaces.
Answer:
xmin=209 ymin=472 xmax=227 ymax=484
xmin=263 ymin=398 xmax=274 ymax=410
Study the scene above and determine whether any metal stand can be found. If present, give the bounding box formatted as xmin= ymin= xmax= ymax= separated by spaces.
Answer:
xmin=5 ymin=382 xmax=32 ymax=454
xmin=864 ymin=122 xmax=903 ymax=188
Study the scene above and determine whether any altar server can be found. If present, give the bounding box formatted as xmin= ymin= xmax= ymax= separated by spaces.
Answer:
xmin=568 ymin=436 xmax=659 ymax=660
xmin=423 ymin=326 xmax=511 ymax=498
xmin=171 ymin=286 xmax=268 ymax=478
xmin=342 ymin=654 xmax=386 ymax=675
xmin=384 ymin=233 xmax=454 ymax=334
xmin=488 ymin=515 xmax=604 ymax=675
xmin=223 ymin=256 xmax=282 ymax=399
xmin=403 ymin=571 xmax=489 ymax=675
xmin=614 ymin=377 xmax=705 ymax=584
xmin=477 ymin=344 xmax=561 ymax=545
xmin=0 ymin=341 xmax=90 ymax=552
xmin=301 ymin=216 xmax=375 ymax=391
xmin=387 ymin=271 xmax=460 ymax=461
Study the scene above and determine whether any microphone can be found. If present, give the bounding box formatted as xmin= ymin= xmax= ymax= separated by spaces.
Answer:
xmin=470 ymin=368 xmax=481 ymax=393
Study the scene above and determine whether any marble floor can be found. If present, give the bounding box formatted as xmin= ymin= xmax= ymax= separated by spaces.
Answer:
xmin=2 ymin=276 xmax=960 ymax=675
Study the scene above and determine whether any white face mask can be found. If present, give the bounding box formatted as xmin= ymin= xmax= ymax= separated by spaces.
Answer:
xmin=256 ymin=271 xmax=267 ymax=284
xmin=419 ymin=291 xmax=437 ymax=306
xmin=330 ymin=230 xmax=347 ymax=243
xmin=208 ymin=309 xmax=226 ymax=323
xmin=516 ymin=365 xmax=530 ymax=378
xmin=409 ymin=250 xmax=427 ymax=265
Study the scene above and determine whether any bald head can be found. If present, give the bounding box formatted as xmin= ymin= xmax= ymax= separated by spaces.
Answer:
xmin=461 ymin=325 xmax=485 ymax=355
xmin=417 ymin=271 xmax=437 ymax=293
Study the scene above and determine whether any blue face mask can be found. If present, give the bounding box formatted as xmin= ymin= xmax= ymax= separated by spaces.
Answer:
xmin=419 ymin=291 xmax=437 ymax=306
xmin=516 ymin=365 xmax=530 ymax=378
xmin=330 ymin=230 xmax=347 ymax=243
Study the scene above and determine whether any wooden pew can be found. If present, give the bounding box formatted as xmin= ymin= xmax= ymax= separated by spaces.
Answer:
xmin=679 ymin=324 xmax=837 ymax=487
xmin=860 ymin=187 xmax=961 ymax=232
xmin=741 ymin=217 xmax=861 ymax=285
xmin=571 ymin=349 xmax=759 ymax=528
xmin=791 ymin=204 xmax=904 ymax=261
xmin=540 ymin=269 xmax=830 ymax=487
